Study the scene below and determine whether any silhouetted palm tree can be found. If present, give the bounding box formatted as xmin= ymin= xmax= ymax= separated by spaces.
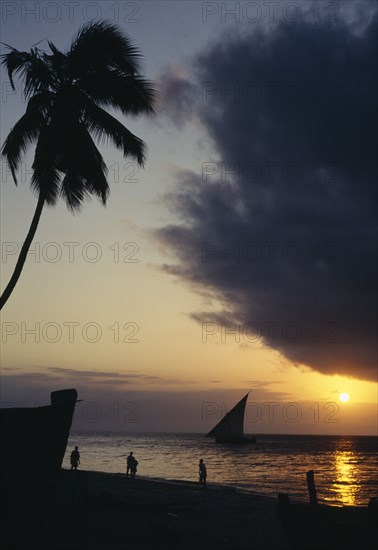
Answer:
xmin=0 ymin=21 xmax=155 ymax=309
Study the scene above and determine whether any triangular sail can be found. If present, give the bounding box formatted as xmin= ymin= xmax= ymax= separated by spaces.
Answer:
xmin=206 ymin=393 xmax=249 ymax=439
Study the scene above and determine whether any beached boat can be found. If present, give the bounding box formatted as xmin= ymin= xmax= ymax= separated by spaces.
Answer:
xmin=277 ymin=494 xmax=378 ymax=550
xmin=206 ymin=392 xmax=257 ymax=444
xmin=0 ymin=388 xmax=78 ymax=511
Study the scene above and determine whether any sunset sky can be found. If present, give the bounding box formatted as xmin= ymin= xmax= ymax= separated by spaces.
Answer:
xmin=0 ymin=1 xmax=377 ymax=435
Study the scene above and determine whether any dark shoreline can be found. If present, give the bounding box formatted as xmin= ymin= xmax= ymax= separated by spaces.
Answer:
xmin=2 ymin=469 xmax=289 ymax=550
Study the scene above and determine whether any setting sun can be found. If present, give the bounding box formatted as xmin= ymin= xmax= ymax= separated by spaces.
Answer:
xmin=340 ymin=393 xmax=350 ymax=402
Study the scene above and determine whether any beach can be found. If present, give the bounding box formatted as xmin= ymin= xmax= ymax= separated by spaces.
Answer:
xmin=3 ymin=469 xmax=289 ymax=550
xmin=64 ymin=432 xmax=378 ymax=506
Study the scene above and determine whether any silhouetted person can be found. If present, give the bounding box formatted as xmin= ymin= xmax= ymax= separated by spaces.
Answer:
xmin=130 ymin=455 xmax=138 ymax=479
xmin=70 ymin=446 xmax=80 ymax=470
xmin=126 ymin=452 xmax=134 ymax=478
xmin=199 ymin=458 xmax=207 ymax=488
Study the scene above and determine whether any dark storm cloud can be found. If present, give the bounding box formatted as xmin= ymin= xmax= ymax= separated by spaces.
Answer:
xmin=156 ymin=13 xmax=377 ymax=381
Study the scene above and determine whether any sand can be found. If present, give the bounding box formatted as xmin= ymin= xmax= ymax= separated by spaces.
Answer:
xmin=2 ymin=470 xmax=290 ymax=550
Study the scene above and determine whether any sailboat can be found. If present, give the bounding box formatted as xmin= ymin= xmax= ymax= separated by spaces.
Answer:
xmin=206 ymin=392 xmax=256 ymax=444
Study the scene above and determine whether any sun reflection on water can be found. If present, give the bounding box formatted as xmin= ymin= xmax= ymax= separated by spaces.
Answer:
xmin=334 ymin=451 xmax=360 ymax=505
xmin=324 ymin=441 xmax=361 ymax=506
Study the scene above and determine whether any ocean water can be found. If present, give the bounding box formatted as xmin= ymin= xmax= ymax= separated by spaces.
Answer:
xmin=65 ymin=433 xmax=377 ymax=507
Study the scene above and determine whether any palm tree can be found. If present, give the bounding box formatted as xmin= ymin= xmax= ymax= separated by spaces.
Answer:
xmin=0 ymin=21 xmax=155 ymax=309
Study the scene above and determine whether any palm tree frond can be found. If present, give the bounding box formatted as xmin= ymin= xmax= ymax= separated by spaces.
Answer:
xmin=1 ymin=47 xmax=28 ymax=90
xmin=47 ymin=41 xmax=61 ymax=56
xmin=30 ymin=161 xmax=61 ymax=205
xmin=1 ymin=92 xmax=51 ymax=184
xmin=82 ymin=100 xmax=147 ymax=165
xmin=1 ymin=47 xmax=54 ymax=96
xmin=81 ymin=69 xmax=156 ymax=116
xmin=68 ymin=21 xmax=142 ymax=79
xmin=55 ymin=123 xmax=109 ymax=208
xmin=60 ymin=172 xmax=92 ymax=212
xmin=31 ymin=129 xmax=61 ymax=204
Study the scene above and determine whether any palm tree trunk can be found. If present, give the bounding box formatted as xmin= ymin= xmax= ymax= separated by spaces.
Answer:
xmin=0 ymin=193 xmax=45 ymax=310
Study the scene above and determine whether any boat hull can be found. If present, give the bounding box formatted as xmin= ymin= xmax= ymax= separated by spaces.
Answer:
xmin=277 ymin=496 xmax=378 ymax=550
xmin=0 ymin=389 xmax=78 ymax=511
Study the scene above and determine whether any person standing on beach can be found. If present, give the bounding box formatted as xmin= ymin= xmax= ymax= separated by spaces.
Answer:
xmin=130 ymin=455 xmax=138 ymax=479
xmin=70 ymin=446 xmax=80 ymax=470
xmin=199 ymin=458 xmax=207 ymax=488
xmin=126 ymin=452 xmax=134 ymax=478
